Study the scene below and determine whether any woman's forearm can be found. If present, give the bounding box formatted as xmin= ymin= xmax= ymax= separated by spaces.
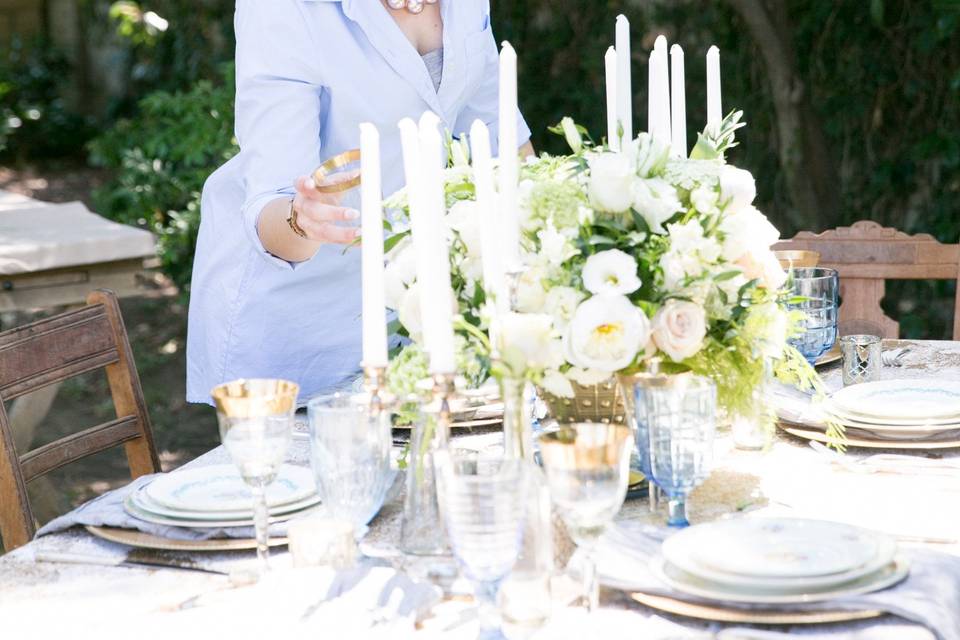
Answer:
xmin=257 ymin=197 xmax=323 ymax=263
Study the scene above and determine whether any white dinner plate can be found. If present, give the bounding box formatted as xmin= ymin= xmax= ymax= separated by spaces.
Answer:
xmin=652 ymin=556 xmax=909 ymax=605
xmin=145 ymin=464 xmax=316 ymax=513
xmin=124 ymin=493 xmax=322 ymax=528
xmin=830 ymin=380 xmax=960 ymax=422
xmin=663 ymin=526 xmax=897 ymax=592
xmin=131 ymin=486 xmax=321 ymax=521
xmin=823 ymin=400 xmax=960 ymax=429
xmin=672 ymin=518 xmax=881 ymax=579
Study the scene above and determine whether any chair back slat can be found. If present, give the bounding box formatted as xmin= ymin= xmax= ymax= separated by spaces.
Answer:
xmin=0 ymin=306 xmax=119 ymax=400
xmin=19 ymin=416 xmax=142 ymax=482
xmin=0 ymin=290 xmax=159 ymax=551
xmin=775 ymin=220 xmax=960 ymax=340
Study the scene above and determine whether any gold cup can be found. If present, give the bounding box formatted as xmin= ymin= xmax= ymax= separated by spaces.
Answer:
xmin=539 ymin=422 xmax=633 ymax=471
xmin=210 ymin=378 xmax=299 ymax=418
xmin=312 ymin=149 xmax=362 ymax=194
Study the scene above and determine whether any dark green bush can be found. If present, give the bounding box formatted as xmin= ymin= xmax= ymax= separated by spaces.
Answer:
xmin=0 ymin=38 xmax=95 ymax=161
xmin=89 ymin=64 xmax=238 ymax=291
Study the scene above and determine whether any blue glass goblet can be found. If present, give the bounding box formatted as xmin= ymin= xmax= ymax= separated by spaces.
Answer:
xmin=642 ymin=374 xmax=717 ymax=528
xmin=786 ymin=267 xmax=839 ymax=365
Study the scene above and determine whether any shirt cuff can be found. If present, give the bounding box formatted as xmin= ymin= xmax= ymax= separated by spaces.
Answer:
xmin=242 ymin=190 xmax=300 ymax=271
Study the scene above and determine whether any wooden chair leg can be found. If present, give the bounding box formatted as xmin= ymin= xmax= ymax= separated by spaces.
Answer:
xmin=0 ymin=403 xmax=34 ymax=550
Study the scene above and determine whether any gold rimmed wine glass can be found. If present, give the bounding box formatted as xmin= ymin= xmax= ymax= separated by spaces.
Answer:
xmin=538 ymin=422 xmax=633 ymax=611
xmin=211 ymin=378 xmax=299 ymax=575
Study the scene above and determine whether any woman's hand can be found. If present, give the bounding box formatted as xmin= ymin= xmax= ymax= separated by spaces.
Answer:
xmin=291 ymin=170 xmax=362 ymax=244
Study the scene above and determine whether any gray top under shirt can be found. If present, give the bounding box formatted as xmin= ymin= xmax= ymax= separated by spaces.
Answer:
xmin=421 ymin=48 xmax=443 ymax=92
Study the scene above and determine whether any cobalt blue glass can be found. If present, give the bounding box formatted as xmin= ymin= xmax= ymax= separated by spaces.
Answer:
xmin=786 ymin=267 xmax=839 ymax=365
xmin=641 ymin=374 xmax=717 ymax=527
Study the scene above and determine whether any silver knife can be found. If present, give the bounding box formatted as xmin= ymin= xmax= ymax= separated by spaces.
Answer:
xmin=35 ymin=551 xmax=229 ymax=576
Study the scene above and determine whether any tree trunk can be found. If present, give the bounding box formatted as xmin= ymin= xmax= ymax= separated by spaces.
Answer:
xmin=725 ymin=0 xmax=840 ymax=232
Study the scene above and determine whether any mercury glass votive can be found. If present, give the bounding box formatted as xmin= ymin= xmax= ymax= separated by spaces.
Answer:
xmin=840 ymin=334 xmax=882 ymax=386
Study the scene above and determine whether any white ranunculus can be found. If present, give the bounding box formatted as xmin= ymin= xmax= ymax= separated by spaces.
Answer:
xmin=720 ymin=204 xmax=781 ymax=262
xmin=384 ymin=238 xmax=417 ymax=310
xmin=565 ymin=294 xmax=651 ymax=373
xmin=633 ymin=132 xmax=672 ymax=178
xmin=540 ymin=369 xmax=575 ymax=398
xmin=587 ymin=151 xmax=635 ymax=213
xmin=499 ymin=312 xmax=564 ymax=373
xmin=719 ymin=165 xmax=757 ymax=214
xmin=543 ymin=286 xmax=585 ymax=331
xmin=651 ymin=300 xmax=708 ymax=362
xmin=397 ymin=283 xmax=423 ymax=341
xmin=582 ymin=249 xmax=642 ymax=295
xmin=632 ymin=177 xmax=683 ymax=234
xmin=446 ymin=200 xmax=483 ymax=258
xmin=560 ymin=116 xmax=583 ymax=154
xmin=515 ymin=265 xmax=549 ymax=313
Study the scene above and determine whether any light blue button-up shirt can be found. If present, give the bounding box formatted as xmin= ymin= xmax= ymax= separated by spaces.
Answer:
xmin=186 ymin=0 xmax=530 ymax=404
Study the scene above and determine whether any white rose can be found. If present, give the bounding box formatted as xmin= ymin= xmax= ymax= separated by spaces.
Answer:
xmin=582 ymin=249 xmax=642 ymax=295
xmin=719 ymin=165 xmax=757 ymax=214
xmin=720 ymin=204 xmax=781 ymax=261
xmin=398 ymin=283 xmax=423 ymax=341
xmin=560 ymin=116 xmax=583 ymax=154
xmin=446 ymin=200 xmax=483 ymax=258
xmin=632 ymin=177 xmax=683 ymax=234
xmin=651 ymin=300 xmax=708 ymax=362
xmin=565 ymin=294 xmax=651 ymax=373
xmin=384 ymin=238 xmax=417 ymax=310
xmin=543 ymin=286 xmax=585 ymax=331
xmin=540 ymin=369 xmax=575 ymax=398
xmin=587 ymin=151 xmax=635 ymax=213
xmin=515 ymin=265 xmax=549 ymax=313
xmin=499 ymin=312 xmax=564 ymax=373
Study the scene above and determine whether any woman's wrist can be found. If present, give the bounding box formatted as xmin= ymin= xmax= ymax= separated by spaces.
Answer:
xmin=258 ymin=197 xmax=322 ymax=262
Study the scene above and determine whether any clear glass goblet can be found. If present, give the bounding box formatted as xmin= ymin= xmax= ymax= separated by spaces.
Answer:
xmin=436 ymin=452 xmax=529 ymax=640
xmin=211 ymin=378 xmax=299 ymax=574
xmin=538 ymin=423 xmax=633 ymax=612
xmin=307 ymin=392 xmax=393 ymax=530
xmin=786 ymin=267 xmax=839 ymax=364
xmin=642 ymin=374 xmax=717 ymax=528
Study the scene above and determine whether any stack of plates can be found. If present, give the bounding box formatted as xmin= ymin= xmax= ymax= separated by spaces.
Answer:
xmin=656 ymin=518 xmax=908 ymax=604
xmin=822 ymin=380 xmax=960 ymax=443
xmin=125 ymin=464 xmax=321 ymax=528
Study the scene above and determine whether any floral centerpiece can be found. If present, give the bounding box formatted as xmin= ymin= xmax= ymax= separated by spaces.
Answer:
xmin=383 ymin=112 xmax=832 ymax=439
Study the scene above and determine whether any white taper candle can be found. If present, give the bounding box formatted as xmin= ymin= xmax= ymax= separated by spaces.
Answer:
xmin=615 ymin=15 xmax=633 ymax=145
xmin=498 ymin=41 xmax=521 ymax=273
xmin=470 ymin=120 xmax=506 ymax=344
xmin=359 ymin=123 xmax=388 ymax=368
xmin=707 ymin=45 xmax=722 ymax=130
xmin=669 ymin=44 xmax=687 ymax=157
xmin=605 ymin=46 xmax=619 ymax=151
xmin=653 ymin=35 xmax=671 ymax=146
xmin=418 ymin=111 xmax=456 ymax=374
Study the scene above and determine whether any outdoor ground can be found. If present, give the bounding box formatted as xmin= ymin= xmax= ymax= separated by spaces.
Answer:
xmin=1 ymin=163 xmax=220 ymax=527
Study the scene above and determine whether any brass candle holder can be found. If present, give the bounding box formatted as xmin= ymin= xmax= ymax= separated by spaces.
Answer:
xmin=431 ymin=372 xmax=457 ymax=447
xmin=362 ymin=364 xmax=389 ymax=415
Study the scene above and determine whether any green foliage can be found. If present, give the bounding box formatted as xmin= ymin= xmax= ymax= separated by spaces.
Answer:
xmin=89 ymin=64 xmax=238 ymax=291
xmin=0 ymin=38 xmax=94 ymax=160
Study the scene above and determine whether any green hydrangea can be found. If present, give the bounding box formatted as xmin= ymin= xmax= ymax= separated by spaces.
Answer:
xmin=526 ymin=179 xmax=588 ymax=230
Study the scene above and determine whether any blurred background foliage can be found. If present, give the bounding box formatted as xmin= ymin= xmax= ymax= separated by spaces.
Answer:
xmin=1 ymin=0 xmax=958 ymax=336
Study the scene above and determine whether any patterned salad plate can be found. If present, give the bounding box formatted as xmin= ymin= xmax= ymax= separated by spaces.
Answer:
xmin=144 ymin=464 xmax=316 ymax=512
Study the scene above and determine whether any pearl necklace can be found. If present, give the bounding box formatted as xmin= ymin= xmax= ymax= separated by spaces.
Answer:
xmin=386 ymin=0 xmax=437 ymax=15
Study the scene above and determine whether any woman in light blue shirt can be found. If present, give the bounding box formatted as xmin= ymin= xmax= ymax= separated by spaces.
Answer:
xmin=186 ymin=0 xmax=531 ymax=403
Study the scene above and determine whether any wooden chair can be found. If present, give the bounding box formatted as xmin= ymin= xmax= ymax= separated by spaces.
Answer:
xmin=0 ymin=289 xmax=159 ymax=550
xmin=774 ymin=220 xmax=960 ymax=340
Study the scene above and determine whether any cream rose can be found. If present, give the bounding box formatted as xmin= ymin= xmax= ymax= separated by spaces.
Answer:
xmin=652 ymin=300 xmax=707 ymax=362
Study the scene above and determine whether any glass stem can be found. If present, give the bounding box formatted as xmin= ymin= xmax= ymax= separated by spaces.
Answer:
xmin=666 ymin=494 xmax=689 ymax=528
xmin=474 ymin=579 xmax=503 ymax=640
xmin=581 ymin=549 xmax=599 ymax=612
xmin=251 ymin=478 xmax=271 ymax=573
xmin=648 ymin=483 xmax=659 ymax=514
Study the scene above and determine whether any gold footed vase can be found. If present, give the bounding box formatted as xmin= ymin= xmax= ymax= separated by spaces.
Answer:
xmin=538 ymin=379 xmax=628 ymax=425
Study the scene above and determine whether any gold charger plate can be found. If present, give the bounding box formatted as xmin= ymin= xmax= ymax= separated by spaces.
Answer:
xmin=86 ymin=526 xmax=288 ymax=552
xmin=779 ymin=423 xmax=960 ymax=450
xmin=631 ymin=592 xmax=884 ymax=624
